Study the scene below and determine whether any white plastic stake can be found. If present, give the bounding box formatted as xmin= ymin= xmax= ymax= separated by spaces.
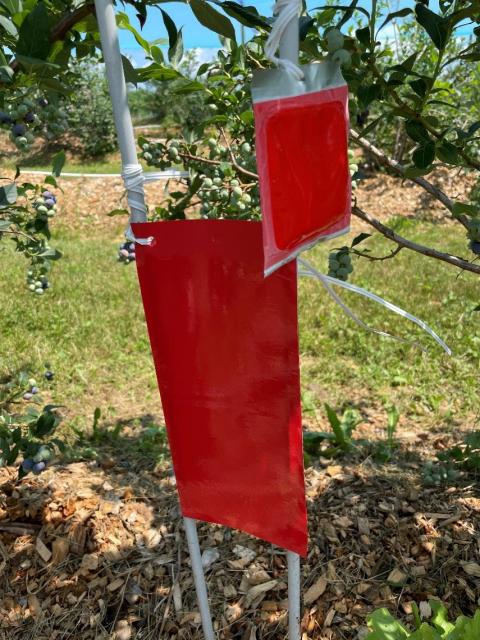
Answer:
xmin=184 ymin=517 xmax=216 ymax=640
xmin=287 ymin=551 xmax=301 ymax=639
xmin=93 ymin=0 xmax=146 ymax=223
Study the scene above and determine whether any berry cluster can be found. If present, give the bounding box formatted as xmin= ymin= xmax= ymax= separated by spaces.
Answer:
xmin=348 ymin=149 xmax=360 ymax=189
xmin=325 ymin=28 xmax=351 ymax=67
xmin=422 ymin=461 xmax=458 ymax=486
xmin=118 ymin=241 xmax=136 ymax=264
xmin=23 ymin=377 xmax=40 ymax=401
xmin=21 ymin=445 xmax=53 ymax=475
xmin=467 ymin=219 xmax=480 ymax=255
xmin=328 ymin=248 xmax=354 ymax=281
xmin=1 ymin=97 xmax=67 ymax=152
xmin=138 ymin=135 xmax=259 ymax=221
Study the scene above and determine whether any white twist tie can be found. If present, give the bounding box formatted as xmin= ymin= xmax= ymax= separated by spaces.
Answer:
xmin=265 ymin=0 xmax=304 ymax=81
xmin=122 ymin=163 xmax=153 ymax=245
xmin=298 ymin=257 xmax=451 ymax=355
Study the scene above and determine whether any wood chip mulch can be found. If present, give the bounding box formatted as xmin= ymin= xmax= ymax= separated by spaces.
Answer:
xmin=0 ymin=432 xmax=479 ymax=640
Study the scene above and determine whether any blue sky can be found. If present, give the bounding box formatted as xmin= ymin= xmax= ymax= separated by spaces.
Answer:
xmin=117 ymin=1 xmax=473 ymax=67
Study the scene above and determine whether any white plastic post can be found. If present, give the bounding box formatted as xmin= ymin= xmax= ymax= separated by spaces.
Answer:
xmin=93 ymin=0 xmax=147 ymax=223
xmin=184 ymin=517 xmax=216 ymax=640
xmin=287 ymin=551 xmax=301 ymax=639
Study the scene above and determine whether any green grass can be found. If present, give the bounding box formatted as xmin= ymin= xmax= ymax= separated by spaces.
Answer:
xmin=1 ymin=217 xmax=479 ymax=439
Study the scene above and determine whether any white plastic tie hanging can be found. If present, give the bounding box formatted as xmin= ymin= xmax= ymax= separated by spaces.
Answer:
xmin=298 ymin=257 xmax=451 ymax=355
xmin=265 ymin=0 xmax=304 ymax=80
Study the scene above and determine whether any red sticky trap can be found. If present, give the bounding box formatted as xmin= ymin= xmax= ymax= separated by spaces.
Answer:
xmin=132 ymin=220 xmax=308 ymax=556
xmin=252 ymin=62 xmax=351 ymax=275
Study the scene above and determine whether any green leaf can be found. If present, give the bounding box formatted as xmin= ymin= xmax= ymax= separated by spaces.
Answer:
xmin=221 ymin=2 xmax=269 ymax=29
xmin=430 ymin=600 xmax=455 ymax=634
xmin=412 ymin=142 xmax=436 ymax=169
xmin=33 ymin=407 xmax=59 ymax=437
xmin=435 ymin=141 xmax=460 ymax=165
xmin=0 ymin=0 xmax=22 ymax=14
xmin=452 ymin=202 xmax=480 ymax=217
xmin=378 ymin=8 xmax=412 ymax=33
xmin=0 ymin=14 xmax=17 ymax=36
xmin=351 ymin=232 xmax=371 ymax=247
xmin=173 ymin=79 xmax=205 ymax=94
xmin=367 ymin=608 xmax=409 ymax=639
xmin=356 ymin=26 xmax=370 ymax=47
xmin=17 ymin=3 xmax=51 ymax=60
xmin=116 ymin=12 xmax=152 ymax=52
xmin=389 ymin=51 xmax=418 ymax=74
xmin=0 ymin=219 xmax=12 ymax=230
xmin=405 ymin=120 xmax=432 ymax=144
xmin=160 ymin=9 xmax=184 ymax=64
xmin=52 ymin=150 xmax=65 ymax=177
xmin=415 ymin=4 xmax=450 ymax=50
xmin=121 ymin=54 xmax=138 ymax=86
xmin=107 ymin=208 xmax=129 ymax=217
xmin=190 ymin=0 xmax=235 ymax=41
xmin=409 ymin=78 xmax=428 ymax=97
xmin=0 ymin=182 xmax=17 ymax=206
xmin=39 ymin=247 xmax=62 ymax=260
xmin=357 ymin=83 xmax=382 ymax=109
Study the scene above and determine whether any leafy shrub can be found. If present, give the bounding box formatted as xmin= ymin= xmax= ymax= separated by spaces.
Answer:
xmin=0 ymin=369 xmax=63 ymax=478
xmin=303 ymin=403 xmax=362 ymax=460
xmin=66 ymin=58 xmax=117 ymax=158
xmin=366 ymin=600 xmax=480 ymax=639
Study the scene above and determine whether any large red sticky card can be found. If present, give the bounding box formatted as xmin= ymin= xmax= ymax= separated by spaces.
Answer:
xmin=132 ymin=220 xmax=308 ymax=556
xmin=252 ymin=62 xmax=351 ymax=275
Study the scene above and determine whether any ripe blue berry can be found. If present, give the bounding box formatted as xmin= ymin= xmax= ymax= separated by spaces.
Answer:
xmin=44 ymin=198 xmax=55 ymax=208
xmin=23 ymin=392 xmax=33 ymax=401
xmin=45 ymin=371 xmax=54 ymax=380
xmin=33 ymin=461 xmax=46 ymax=474
xmin=21 ymin=458 xmax=34 ymax=472
xmin=0 ymin=111 xmax=12 ymax=125
xmin=38 ymin=98 xmax=48 ymax=107
xmin=31 ymin=386 xmax=39 ymax=394
xmin=24 ymin=112 xmax=35 ymax=124
xmin=12 ymin=123 xmax=26 ymax=137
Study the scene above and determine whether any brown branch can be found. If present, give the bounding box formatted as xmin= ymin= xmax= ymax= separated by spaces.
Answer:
xmin=219 ymin=127 xmax=259 ymax=180
xmin=50 ymin=3 xmax=95 ymax=42
xmin=352 ymin=245 xmax=403 ymax=262
xmin=179 ymin=148 xmax=259 ymax=181
xmin=350 ymin=130 xmax=455 ymax=212
xmin=352 ymin=205 xmax=480 ymax=275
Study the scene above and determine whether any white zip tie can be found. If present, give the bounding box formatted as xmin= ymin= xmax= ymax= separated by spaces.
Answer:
xmin=298 ymin=257 xmax=451 ymax=355
xmin=265 ymin=0 xmax=304 ymax=80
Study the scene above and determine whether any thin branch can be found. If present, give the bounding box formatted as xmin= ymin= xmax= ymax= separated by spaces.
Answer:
xmin=51 ymin=3 xmax=95 ymax=42
xmin=352 ymin=205 xmax=480 ymax=275
xmin=352 ymin=245 xmax=403 ymax=262
xmin=218 ymin=127 xmax=259 ymax=180
xmin=1 ymin=227 xmax=37 ymax=243
xmin=351 ymin=130 xmax=455 ymax=210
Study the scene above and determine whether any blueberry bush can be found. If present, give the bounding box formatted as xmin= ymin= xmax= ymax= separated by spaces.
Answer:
xmin=129 ymin=0 xmax=480 ymax=280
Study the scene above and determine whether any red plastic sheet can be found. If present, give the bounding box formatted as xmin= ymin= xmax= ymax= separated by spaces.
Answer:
xmin=254 ymin=84 xmax=351 ymax=275
xmin=132 ymin=220 xmax=308 ymax=556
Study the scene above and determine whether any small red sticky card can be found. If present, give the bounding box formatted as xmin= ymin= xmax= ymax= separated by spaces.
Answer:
xmin=253 ymin=63 xmax=351 ymax=275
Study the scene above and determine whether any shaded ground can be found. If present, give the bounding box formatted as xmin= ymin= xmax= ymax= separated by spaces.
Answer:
xmin=0 ymin=421 xmax=479 ymax=639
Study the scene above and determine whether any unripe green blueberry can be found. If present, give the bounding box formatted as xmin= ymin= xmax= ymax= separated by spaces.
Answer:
xmin=326 ymin=29 xmax=345 ymax=53
xmin=29 ymin=284 xmax=36 ymax=291
xmin=242 ymin=193 xmax=252 ymax=204
xmin=37 ymin=205 xmax=48 ymax=215
xmin=332 ymin=49 xmax=352 ymax=67
xmin=238 ymin=202 xmax=246 ymax=211
xmin=208 ymin=138 xmax=217 ymax=147
xmin=169 ymin=139 xmax=179 ymax=148
xmin=142 ymin=143 xmax=150 ymax=151
xmin=203 ymin=178 xmax=213 ymax=188
xmin=337 ymin=267 xmax=349 ymax=279
xmin=213 ymin=177 xmax=222 ymax=186
xmin=28 ymin=378 xmax=37 ymax=387
xmin=143 ymin=152 xmax=153 ymax=162
xmin=231 ymin=179 xmax=240 ymax=187
xmin=47 ymin=210 xmax=55 ymax=217
xmin=338 ymin=252 xmax=351 ymax=266
xmin=241 ymin=142 xmax=251 ymax=155
xmin=232 ymin=186 xmax=243 ymax=197
xmin=16 ymin=136 xmax=28 ymax=146
xmin=35 ymin=288 xmax=44 ymax=295
xmin=220 ymin=189 xmax=229 ymax=200
xmin=218 ymin=145 xmax=226 ymax=154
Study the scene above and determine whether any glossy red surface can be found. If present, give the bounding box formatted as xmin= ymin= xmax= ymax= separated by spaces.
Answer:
xmin=254 ymin=85 xmax=351 ymax=273
xmin=132 ymin=220 xmax=307 ymax=556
